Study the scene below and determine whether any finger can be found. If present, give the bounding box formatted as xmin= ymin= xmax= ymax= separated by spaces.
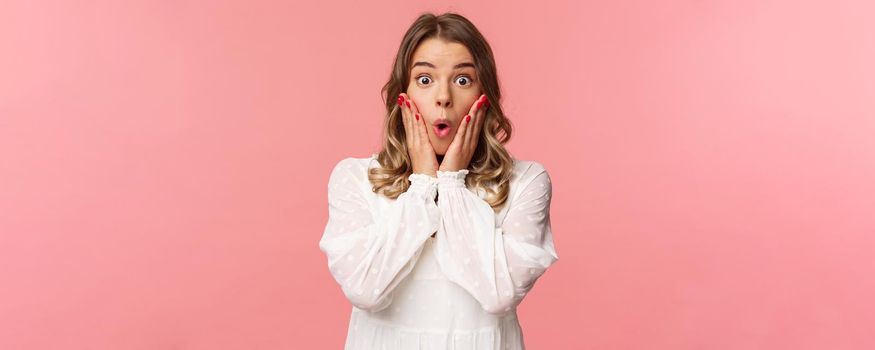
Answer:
xmin=399 ymin=94 xmax=414 ymax=146
xmin=415 ymin=112 xmax=431 ymax=151
xmin=473 ymin=96 xmax=489 ymax=147
xmin=465 ymin=94 xmax=485 ymax=123
xmin=407 ymin=96 xmax=429 ymax=148
xmin=407 ymin=96 xmax=420 ymax=125
xmin=452 ymin=110 xmax=470 ymax=151
xmin=464 ymin=94 xmax=487 ymax=148
xmin=474 ymin=100 xmax=487 ymax=140
xmin=406 ymin=94 xmax=416 ymax=113
xmin=460 ymin=94 xmax=484 ymax=134
xmin=405 ymin=94 xmax=422 ymax=153
xmin=465 ymin=107 xmax=482 ymax=150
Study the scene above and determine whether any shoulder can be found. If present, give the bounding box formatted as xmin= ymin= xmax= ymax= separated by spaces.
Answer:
xmin=331 ymin=154 xmax=375 ymax=171
xmin=328 ymin=154 xmax=377 ymax=184
xmin=511 ymin=158 xmax=551 ymax=184
xmin=508 ymin=158 xmax=552 ymax=202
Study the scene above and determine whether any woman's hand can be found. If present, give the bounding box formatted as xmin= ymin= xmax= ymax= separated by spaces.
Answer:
xmin=399 ymin=93 xmax=439 ymax=177
xmin=438 ymin=94 xmax=489 ymax=172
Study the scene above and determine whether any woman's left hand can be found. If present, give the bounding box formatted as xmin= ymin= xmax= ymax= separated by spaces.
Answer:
xmin=438 ymin=94 xmax=490 ymax=172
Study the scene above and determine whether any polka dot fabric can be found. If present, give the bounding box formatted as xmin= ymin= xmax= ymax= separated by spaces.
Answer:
xmin=319 ymin=155 xmax=559 ymax=349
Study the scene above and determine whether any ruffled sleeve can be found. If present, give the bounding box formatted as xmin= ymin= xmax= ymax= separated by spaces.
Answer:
xmin=432 ymin=165 xmax=558 ymax=316
xmin=318 ymin=158 xmax=441 ymax=312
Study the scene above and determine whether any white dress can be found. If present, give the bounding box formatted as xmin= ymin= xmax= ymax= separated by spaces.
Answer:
xmin=319 ymin=154 xmax=558 ymax=350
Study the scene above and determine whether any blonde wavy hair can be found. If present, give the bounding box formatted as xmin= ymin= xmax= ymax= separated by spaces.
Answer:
xmin=368 ymin=12 xmax=515 ymax=211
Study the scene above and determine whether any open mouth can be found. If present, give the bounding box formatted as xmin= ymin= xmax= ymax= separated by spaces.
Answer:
xmin=433 ymin=122 xmax=451 ymax=138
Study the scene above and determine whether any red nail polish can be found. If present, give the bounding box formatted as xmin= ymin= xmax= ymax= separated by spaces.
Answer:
xmin=415 ymin=113 xmax=420 ymax=121
xmin=397 ymin=95 xmax=403 ymax=106
xmin=406 ymin=100 xmax=411 ymax=108
xmin=465 ymin=114 xmax=471 ymax=123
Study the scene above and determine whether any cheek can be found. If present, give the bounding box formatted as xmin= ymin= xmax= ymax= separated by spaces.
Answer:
xmin=461 ymin=97 xmax=478 ymax=110
xmin=406 ymin=81 xmax=421 ymax=96
xmin=464 ymin=90 xmax=482 ymax=108
xmin=406 ymin=92 xmax=425 ymax=108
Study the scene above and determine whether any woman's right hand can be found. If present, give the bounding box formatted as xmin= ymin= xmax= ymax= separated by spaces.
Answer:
xmin=398 ymin=93 xmax=439 ymax=177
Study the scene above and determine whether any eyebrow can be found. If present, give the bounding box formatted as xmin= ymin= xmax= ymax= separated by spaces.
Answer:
xmin=412 ymin=61 xmax=475 ymax=69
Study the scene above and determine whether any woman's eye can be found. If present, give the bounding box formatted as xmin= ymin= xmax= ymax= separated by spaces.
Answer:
xmin=415 ymin=75 xmax=473 ymax=86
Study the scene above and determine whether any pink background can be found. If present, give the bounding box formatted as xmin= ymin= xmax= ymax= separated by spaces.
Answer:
xmin=2 ymin=0 xmax=874 ymax=349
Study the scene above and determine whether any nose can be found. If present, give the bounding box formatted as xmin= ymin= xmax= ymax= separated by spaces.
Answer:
xmin=435 ymin=84 xmax=452 ymax=108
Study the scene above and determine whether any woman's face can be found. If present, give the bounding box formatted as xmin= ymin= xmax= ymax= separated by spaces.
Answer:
xmin=407 ymin=38 xmax=482 ymax=155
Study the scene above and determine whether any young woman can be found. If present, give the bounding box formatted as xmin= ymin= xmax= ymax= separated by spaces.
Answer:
xmin=319 ymin=12 xmax=558 ymax=349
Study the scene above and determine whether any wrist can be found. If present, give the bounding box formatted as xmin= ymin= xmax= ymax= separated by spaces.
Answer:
xmin=436 ymin=169 xmax=469 ymax=189
xmin=408 ymin=173 xmax=438 ymax=200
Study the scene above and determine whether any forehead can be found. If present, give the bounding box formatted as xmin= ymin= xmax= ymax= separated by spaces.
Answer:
xmin=410 ymin=38 xmax=473 ymax=67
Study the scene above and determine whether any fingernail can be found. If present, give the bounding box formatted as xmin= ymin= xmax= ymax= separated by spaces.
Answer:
xmin=406 ymin=100 xmax=411 ymax=108
xmin=415 ymin=113 xmax=420 ymax=121
xmin=397 ymin=95 xmax=404 ymax=106
xmin=465 ymin=114 xmax=471 ymax=123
